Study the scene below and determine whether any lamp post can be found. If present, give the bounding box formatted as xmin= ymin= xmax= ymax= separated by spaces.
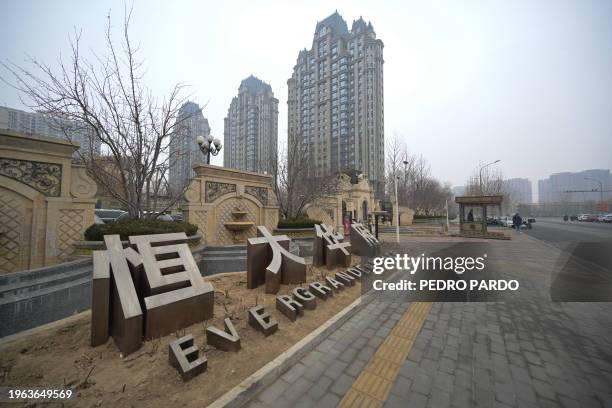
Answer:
xmin=584 ymin=177 xmax=604 ymax=208
xmin=479 ymin=159 xmax=501 ymax=194
xmin=196 ymin=134 xmax=222 ymax=164
xmin=394 ymin=172 xmax=400 ymax=243
xmin=393 ymin=159 xmax=409 ymax=244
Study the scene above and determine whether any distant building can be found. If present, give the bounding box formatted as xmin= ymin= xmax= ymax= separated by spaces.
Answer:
xmin=0 ymin=105 xmax=100 ymax=157
xmin=287 ymin=11 xmax=385 ymax=197
xmin=453 ymin=186 xmax=466 ymax=197
xmin=503 ymin=178 xmax=532 ymax=204
xmin=538 ymin=169 xmax=611 ymax=203
xmin=223 ymin=76 xmax=278 ymax=174
xmin=168 ymin=102 xmax=210 ymax=195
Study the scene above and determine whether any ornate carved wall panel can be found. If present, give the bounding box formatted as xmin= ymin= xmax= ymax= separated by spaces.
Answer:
xmin=205 ymin=181 xmax=236 ymax=203
xmin=0 ymin=157 xmax=61 ymax=197
xmin=58 ymin=209 xmax=84 ymax=260
xmin=245 ymin=186 xmax=268 ymax=206
xmin=0 ymin=191 xmax=25 ymax=273
xmin=194 ymin=210 xmax=208 ymax=243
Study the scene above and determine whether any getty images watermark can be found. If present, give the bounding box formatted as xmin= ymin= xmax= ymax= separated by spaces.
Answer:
xmin=370 ymin=253 xmax=520 ymax=292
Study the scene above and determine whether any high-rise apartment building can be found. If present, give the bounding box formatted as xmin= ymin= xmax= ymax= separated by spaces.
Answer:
xmin=538 ymin=169 xmax=611 ymax=203
xmin=287 ymin=12 xmax=385 ymax=196
xmin=0 ymin=105 xmax=100 ymax=157
xmin=224 ymin=76 xmax=278 ymax=174
xmin=169 ymin=101 xmax=210 ymax=195
xmin=503 ymin=178 xmax=533 ymax=204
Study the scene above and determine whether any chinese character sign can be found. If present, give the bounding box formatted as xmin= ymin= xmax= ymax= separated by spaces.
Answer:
xmin=91 ymin=233 xmax=214 ymax=356
xmin=350 ymin=222 xmax=381 ymax=258
xmin=313 ymin=224 xmax=351 ymax=269
xmin=247 ymin=226 xmax=306 ymax=294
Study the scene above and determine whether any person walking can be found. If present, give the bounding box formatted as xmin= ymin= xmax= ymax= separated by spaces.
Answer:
xmin=512 ymin=212 xmax=522 ymax=233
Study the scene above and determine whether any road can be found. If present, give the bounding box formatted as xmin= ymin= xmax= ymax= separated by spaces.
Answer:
xmin=524 ymin=217 xmax=612 ymax=244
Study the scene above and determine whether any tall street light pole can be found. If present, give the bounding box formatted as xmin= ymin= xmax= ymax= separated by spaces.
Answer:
xmin=196 ymin=134 xmax=222 ymax=164
xmin=394 ymin=172 xmax=400 ymax=243
xmin=394 ymin=159 xmax=409 ymax=244
xmin=479 ymin=159 xmax=501 ymax=194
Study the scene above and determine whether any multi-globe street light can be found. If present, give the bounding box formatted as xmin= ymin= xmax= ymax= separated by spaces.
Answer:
xmin=196 ymin=134 xmax=222 ymax=164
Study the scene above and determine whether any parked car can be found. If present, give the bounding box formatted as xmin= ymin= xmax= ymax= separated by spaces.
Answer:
xmin=116 ymin=211 xmax=174 ymax=222
xmin=487 ymin=217 xmax=499 ymax=225
xmin=570 ymin=214 xmax=578 ymax=221
xmin=577 ymin=214 xmax=590 ymax=221
xmin=586 ymin=214 xmax=599 ymax=222
xmin=94 ymin=209 xmax=127 ymax=223
xmin=171 ymin=213 xmax=184 ymax=222
xmin=523 ymin=217 xmax=535 ymax=229
xmin=93 ymin=214 xmax=106 ymax=225
xmin=499 ymin=216 xmax=514 ymax=227
xmin=602 ymin=214 xmax=612 ymax=223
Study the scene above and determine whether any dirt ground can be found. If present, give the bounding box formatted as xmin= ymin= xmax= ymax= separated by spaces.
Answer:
xmin=0 ymin=257 xmax=364 ymax=408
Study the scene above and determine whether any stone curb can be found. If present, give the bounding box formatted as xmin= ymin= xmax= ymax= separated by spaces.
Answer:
xmin=207 ymin=267 xmax=400 ymax=408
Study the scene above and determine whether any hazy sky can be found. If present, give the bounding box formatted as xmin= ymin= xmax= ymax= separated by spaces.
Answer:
xmin=2 ymin=0 xmax=611 ymax=196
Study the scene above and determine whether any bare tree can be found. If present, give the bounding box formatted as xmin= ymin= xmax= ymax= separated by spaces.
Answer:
xmin=273 ymin=138 xmax=340 ymax=219
xmin=385 ymin=134 xmax=452 ymax=216
xmin=1 ymin=7 xmax=197 ymax=218
xmin=465 ymin=166 xmax=505 ymax=196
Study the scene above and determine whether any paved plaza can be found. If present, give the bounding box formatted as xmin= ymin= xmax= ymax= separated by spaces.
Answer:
xmin=245 ymin=229 xmax=612 ymax=408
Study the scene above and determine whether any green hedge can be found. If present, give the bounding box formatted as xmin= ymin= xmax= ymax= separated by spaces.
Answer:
xmin=277 ymin=218 xmax=322 ymax=229
xmin=413 ymin=214 xmax=447 ymax=220
xmin=84 ymin=219 xmax=198 ymax=241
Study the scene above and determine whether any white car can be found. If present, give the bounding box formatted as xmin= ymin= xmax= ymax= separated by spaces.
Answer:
xmin=499 ymin=216 xmax=514 ymax=227
xmin=602 ymin=214 xmax=612 ymax=223
xmin=577 ymin=214 xmax=589 ymax=221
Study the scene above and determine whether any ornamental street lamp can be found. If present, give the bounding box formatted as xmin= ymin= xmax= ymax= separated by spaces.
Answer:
xmin=196 ymin=134 xmax=222 ymax=164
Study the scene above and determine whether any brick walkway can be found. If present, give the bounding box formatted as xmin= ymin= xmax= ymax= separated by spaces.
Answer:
xmin=245 ymin=235 xmax=612 ymax=408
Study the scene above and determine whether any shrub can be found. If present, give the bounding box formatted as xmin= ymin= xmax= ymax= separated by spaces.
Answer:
xmin=413 ymin=214 xmax=447 ymax=220
xmin=277 ymin=218 xmax=322 ymax=229
xmin=84 ymin=219 xmax=198 ymax=241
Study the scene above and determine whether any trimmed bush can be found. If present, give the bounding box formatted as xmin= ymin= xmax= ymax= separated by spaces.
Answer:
xmin=277 ymin=218 xmax=322 ymax=229
xmin=413 ymin=214 xmax=446 ymax=220
xmin=84 ymin=219 xmax=198 ymax=241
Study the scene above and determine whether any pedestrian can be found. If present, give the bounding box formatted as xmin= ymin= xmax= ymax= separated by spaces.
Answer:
xmin=512 ymin=212 xmax=522 ymax=233
xmin=467 ymin=209 xmax=474 ymax=222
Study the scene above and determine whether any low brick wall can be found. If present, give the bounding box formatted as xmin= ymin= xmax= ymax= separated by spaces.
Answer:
xmin=0 ymin=259 xmax=92 ymax=338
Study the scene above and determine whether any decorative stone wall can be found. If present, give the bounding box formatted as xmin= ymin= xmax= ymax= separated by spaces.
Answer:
xmin=305 ymin=173 xmax=379 ymax=231
xmin=392 ymin=205 xmax=415 ymax=226
xmin=183 ymin=164 xmax=279 ymax=246
xmin=0 ymin=130 xmax=97 ymax=273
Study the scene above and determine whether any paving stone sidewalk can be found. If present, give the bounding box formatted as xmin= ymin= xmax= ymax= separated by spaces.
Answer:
xmin=245 ymin=236 xmax=612 ymax=408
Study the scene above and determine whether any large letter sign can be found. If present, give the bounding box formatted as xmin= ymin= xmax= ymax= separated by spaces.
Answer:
xmin=313 ymin=224 xmax=351 ymax=269
xmin=350 ymin=223 xmax=381 ymax=257
xmin=91 ymin=233 xmax=214 ymax=356
xmin=246 ymin=226 xmax=306 ymax=294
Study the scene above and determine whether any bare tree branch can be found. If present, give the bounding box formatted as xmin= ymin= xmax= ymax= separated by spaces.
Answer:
xmin=0 ymin=8 xmax=198 ymax=219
